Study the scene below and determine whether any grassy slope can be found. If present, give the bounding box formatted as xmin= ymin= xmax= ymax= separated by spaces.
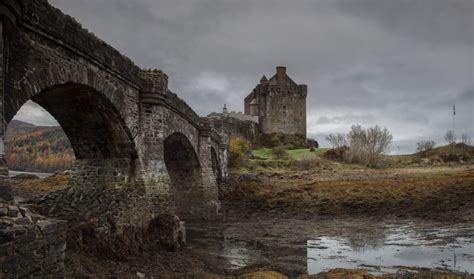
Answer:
xmin=253 ymin=148 xmax=329 ymax=160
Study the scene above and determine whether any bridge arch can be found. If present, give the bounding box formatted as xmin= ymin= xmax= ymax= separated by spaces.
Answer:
xmin=8 ymin=83 xmax=137 ymax=160
xmin=163 ymin=132 xmax=205 ymax=217
xmin=6 ymin=79 xmax=139 ymax=189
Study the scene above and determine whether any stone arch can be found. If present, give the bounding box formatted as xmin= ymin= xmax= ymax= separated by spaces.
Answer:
xmin=7 ymin=83 xmax=137 ymax=160
xmin=163 ymin=132 xmax=204 ymax=217
xmin=6 ymin=81 xmax=139 ymax=189
xmin=6 ymin=58 xmax=139 ymax=139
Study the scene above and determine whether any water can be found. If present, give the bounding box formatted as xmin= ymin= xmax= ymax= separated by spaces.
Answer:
xmin=307 ymin=224 xmax=474 ymax=275
xmin=9 ymin=170 xmax=54 ymax=179
xmin=187 ymin=218 xmax=474 ymax=275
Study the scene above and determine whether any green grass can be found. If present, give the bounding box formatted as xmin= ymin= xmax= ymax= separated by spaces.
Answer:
xmin=252 ymin=148 xmax=273 ymax=159
xmin=252 ymin=148 xmax=329 ymax=160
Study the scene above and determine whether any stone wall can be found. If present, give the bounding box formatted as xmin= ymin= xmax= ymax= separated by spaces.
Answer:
xmin=0 ymin=1 xmax=227 ymax=276
xmin=21 ymin=0 xmax=142 ymax=86
xmin=139 ymin=71 xmax=222 ymax=219
xmin=207 ymin=116 xmax=260 ymax=142
xmin=0 ymin=203 xmax=67 ymax=277
xmin=28 ymin=186 xmax=186 ymax=259
xmin=244 ymin=67 xmax=307 ymax=137
xmin=71 ymin=158 xmax=142 ymax=190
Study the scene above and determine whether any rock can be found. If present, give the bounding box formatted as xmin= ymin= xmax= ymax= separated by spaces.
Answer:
xmin=0 ymin=206 xmax=8 ymax=216
xmin=239 ymin=173 xmax=261 ymax=182
xmin=136 ymin=272 xmax=146 ymax=278
xmin=7 ymin=206 xmax=18 ymax=217
xmin=0 ymin=183 xmax=14 ymax=201
xmin=240 ymin=271 xmax=288 ymax=279
xmin=148 ymin=214 xmax=186 ymax=251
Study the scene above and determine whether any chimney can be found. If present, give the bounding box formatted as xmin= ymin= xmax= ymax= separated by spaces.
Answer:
xmin=276 ymin=66 xmax=286 ymax=80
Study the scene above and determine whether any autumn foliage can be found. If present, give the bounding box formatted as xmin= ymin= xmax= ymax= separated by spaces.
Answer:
xmin=5 ymin=120 xmax=74 ymax=172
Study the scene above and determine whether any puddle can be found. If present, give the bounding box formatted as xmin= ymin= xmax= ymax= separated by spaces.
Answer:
xmin=187 ymin=218 xmax=474 ymax=276
xmin=308 ymin=225 xmax=474 ymax=275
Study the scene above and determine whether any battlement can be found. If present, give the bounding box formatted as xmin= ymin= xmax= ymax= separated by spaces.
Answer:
xmin=141 ymin=69 xmax=169 ymax=94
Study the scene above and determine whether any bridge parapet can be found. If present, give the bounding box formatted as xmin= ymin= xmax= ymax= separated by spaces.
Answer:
xmin=140 ymin=69 xmax=201 ymax=127
xmin=16 ymin=0 xmax=142 ymax=87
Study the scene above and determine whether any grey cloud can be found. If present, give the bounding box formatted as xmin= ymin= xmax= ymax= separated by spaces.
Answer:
xmin=15 ymin=0 xmax=472 ymax=154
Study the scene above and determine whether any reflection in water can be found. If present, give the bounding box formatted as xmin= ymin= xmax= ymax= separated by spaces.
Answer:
xmin=307 ymin=225 xmax=474 ymax=275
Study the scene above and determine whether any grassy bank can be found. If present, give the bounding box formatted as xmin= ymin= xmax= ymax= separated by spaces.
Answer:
xmin=252 ymin=148 xmax=329 ymax=160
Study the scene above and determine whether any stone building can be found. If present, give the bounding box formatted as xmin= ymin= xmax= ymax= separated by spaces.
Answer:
xmin=208 ymin=66 xmax=308 ymax=141
xmin=245 ymin=66 xmax=307 ymax=137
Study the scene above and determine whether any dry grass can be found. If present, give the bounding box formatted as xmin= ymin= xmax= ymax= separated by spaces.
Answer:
xmin=11 ymin=174 xmax=70 ymax=199
xmin=223 ymin=167 xmax=474 ymax=218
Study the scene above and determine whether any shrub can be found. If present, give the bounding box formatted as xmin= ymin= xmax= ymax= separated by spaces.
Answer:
xmin=324 ymin=125 xmax=392 ymax=165
xmin=416 ymin=140 xmax=435 ymax=154
xmin=322 ymin=146 xmax=349 ymax=161
xmin=461 ymin=133 xmax=471 ymax=146
xmin=325 ymin=133 xmax=347 ymax=148
xmin=345 ymin=125 xmax=392 ymax=166
xmin=445 ymin=130 xmax=457 ymax=145
xmin=307 ymin=139 xmax=319 ymax=149
xmin=271 ymin=146 xmax=289 ymax=160
xmin=254 ymin=133 xmax=307 ymax=149
xmin=229 ymin=136 xmax=250 ymax=168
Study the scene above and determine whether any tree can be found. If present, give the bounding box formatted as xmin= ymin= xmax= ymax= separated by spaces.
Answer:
xmin=416 ymin=140 xmax=435 ymax=153
xmin=444 ymin=130 xmax=457 ymax=145
xmin=345 ymin=125 xmax=393 ymax=165
xmin=461 ymin=133 xmax=471 ymax=146
xmin=228 ymin=136 xmax=250 ymax=168
xmin=325 ymin=133 xmax=347 ymax=148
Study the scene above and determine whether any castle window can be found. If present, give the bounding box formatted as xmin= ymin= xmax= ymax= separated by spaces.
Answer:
xmin=282 ymin=106 xmax=288 ymax=115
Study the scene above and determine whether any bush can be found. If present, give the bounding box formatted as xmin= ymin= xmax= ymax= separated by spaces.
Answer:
xmin=254 ymin=133 xmax=307 ymax=149
xmin=325 ymin=133 xmax=347 ymax=148
xmin=324 ymin=125 xmax=392 ymax=166
xmin=416 ymin=140 xmax=435 ymax=154
xmin=271 ymin=146 xmax=289 ymax=160
xmin=445 ymin=130 xmax=457 ymax=145
xmin=229 ymin=136 xmax=250 ymax=168
xmin=345 ymin=125 xmax=393 ymax=166
xmin=322 ymin=146 xmax=349 ymax=162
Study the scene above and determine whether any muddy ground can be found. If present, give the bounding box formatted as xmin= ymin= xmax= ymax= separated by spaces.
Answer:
xmin=9 ymin=165 xmax=474 ymax=278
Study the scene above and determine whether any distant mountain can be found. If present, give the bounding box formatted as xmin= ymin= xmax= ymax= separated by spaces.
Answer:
xmin=5 ymin=120 xmax=74 ymax=172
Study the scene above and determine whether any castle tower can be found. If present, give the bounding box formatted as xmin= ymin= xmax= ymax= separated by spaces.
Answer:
xmin=244 ymin=66 xmax=307 ymax=137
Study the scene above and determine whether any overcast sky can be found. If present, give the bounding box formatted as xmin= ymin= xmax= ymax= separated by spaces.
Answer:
xmin=14 ymin=0 xmax=473 ymax=153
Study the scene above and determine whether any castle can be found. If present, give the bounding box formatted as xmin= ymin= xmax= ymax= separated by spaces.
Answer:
xmin=208 ymin=66 xmax=308 ymax=140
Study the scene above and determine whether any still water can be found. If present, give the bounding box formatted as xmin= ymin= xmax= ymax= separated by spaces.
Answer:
xmin=308 ymin=223 xmax=474 ymax=274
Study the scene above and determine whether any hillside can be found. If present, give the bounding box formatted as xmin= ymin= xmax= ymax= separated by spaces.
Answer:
xmin=5 ymin=120 xmax=74 ymax=172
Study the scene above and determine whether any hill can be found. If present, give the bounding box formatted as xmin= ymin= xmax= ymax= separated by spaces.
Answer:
xmin=5 ymin=120 xmax=74 ymax=172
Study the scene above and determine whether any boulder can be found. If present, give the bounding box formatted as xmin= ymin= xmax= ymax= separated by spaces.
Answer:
xmin=147 ymin=214 xmax=186 ymax=251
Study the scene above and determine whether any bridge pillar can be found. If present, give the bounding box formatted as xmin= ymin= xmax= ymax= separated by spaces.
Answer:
xmin=198 ymin=121 xmax=220 ymax=216
xmin=0 ymin=19 xmax=13 ymax=204
xmin=0 ymin=7 xmax=67 ymax=277
xmin=138 ymin=69 xmax=175 ymax=216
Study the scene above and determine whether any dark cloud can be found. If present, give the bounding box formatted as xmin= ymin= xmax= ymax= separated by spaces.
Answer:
xmin=15 ymin=0 xmax=472 ymax=154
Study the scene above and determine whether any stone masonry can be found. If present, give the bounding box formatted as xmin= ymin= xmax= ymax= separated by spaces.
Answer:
xmin=245 ymin=66 xmax=307 ymax=137
xmin=208 ymin=66 xmax=308 ymax=140
xmin=0 ymin=0 xmax=227 ymax=276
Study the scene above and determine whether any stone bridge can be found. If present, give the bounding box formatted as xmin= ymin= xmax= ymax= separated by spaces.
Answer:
xmin=0 ymin=0 xmax=228 ymax=276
